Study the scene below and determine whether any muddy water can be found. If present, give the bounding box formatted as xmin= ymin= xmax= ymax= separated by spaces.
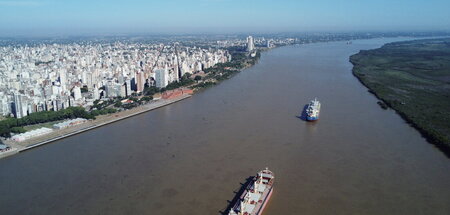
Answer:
xmin=1 ymin=38 xmax=449 ymax=215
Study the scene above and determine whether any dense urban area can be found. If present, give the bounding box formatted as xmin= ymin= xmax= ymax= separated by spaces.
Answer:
xmin=0 ymin=34 xmax=279 ymax=154
xmin=0 ymin=32 xmax=448 ymax=156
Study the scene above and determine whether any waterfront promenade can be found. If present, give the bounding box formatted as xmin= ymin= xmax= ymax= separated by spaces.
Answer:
xmin=0 ymin=95 xmax=191 ymax=159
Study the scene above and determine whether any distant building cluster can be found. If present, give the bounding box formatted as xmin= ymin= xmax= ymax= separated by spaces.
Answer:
xmin=0 ymin=42 xmax=230 ymax=118
xmin=214 ymin=36 xmax=292 ymax=49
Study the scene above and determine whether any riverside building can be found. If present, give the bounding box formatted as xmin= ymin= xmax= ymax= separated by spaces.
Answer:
xmin=155 ymin=69 xmax=169 ymax=88
xmin=0 ymin=42 xmax=230 ymax=118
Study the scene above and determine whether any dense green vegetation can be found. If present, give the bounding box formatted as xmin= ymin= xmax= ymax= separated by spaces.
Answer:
xmin=162 ymin=74 xmax=195 ymax=91
xmin=10 ymin=127 xmax=26 ymax=134
xmin=112 ymin=95 xmax=154 ymax=110
xmin=193 ymin=48 xmax=260 ymax=90
xmin=143 ymin=86 xmax=159 ymax=96
xmin=194 ymin=81 xmax=216 ymax=89
xmin=350 ymin=38 xmax=450 ymax=157
xmin=92 ymin=99 xmax=115 ymax=110
xmin=194 ymin=75 xmax=202 ymax=81
xmin=0 ymin=107 xmax=95 ymax=138
xmin=80 ymin=86 xmax=88 ymax=93
xmin=90 ymin=108 xmax=117 ymax=116
xmin=219 ymin=47 xmax=261 ymax=70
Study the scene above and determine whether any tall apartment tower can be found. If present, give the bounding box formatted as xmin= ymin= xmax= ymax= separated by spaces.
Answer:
xmin=247 ymin=36 xmax=255 ymax=52
xmin=73 ymin=86 xmax=82 ymax=100
xmin=125 ymin=79 xmax=132 ymax=96
xmin=59 ymin=70 xmax=67 ymax=91
xmin=136 ymin=71 xmax=146 ymax=92
xmin=155 ymin=69 xmax=169 ymax=88
xmin=0 ymin=92 xmax=10 ymax=116
xmin=13 ymin=93 xmax=25 ymax=118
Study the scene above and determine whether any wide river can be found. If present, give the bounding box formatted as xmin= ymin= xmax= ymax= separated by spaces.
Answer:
xmin=1 ymin=38 xmax=449 ymax=215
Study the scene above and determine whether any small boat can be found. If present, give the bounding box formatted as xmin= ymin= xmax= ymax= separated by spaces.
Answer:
xmin=306 ymin=98 xmax=321 ymax=121
xmin=228 ymin=168 xmax=275 ymax=215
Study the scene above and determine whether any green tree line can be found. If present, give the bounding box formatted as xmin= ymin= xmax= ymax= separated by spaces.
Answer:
xmin=0 ymin=107 xmax=95 ymax=138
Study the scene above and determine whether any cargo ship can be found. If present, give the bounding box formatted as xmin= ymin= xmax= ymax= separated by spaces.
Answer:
xmin=306 ymin=98 xmax=321 ymax=121
xmin=228 ymin=168 xmax=274 ymax=215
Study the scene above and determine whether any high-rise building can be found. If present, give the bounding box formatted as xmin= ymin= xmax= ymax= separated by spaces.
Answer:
xmin=81 ymin=71 xmax=87 ymax=84
xmin=174 ymin=65 xmax=180 ymax=81
xmin=247 ymin=36 xmax=255 ymax=52
xmin=120 ymin=84 xmax=127 ymax=98
xmin=125 ymin=79 xmax=132 ymax=96
xmin=155 ymin=69 xmax=169 ymax=88
xmin=181 ymin=61 xmax=190 ymax=76
xmin=0 ymin=93 xmax=10 ymax=116
xmin=105 ymin=82 xmax=123 ymax=98
xmin=59 ymin=70 xmax=67 ymax=91
xmin=52 ymin=100 xmax=58 ymax=111
xmin=93 ymin=86 xmax=100 ymax=100
xmin=73 ymin=86 xmax=82 ymax=100
xmin=13 ymin=93 xmax=24 ymax=118
xmin=136 ymin=71 xmax=145 ymax=92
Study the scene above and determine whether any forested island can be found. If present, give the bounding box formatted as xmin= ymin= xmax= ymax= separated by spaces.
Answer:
xmin=350 ymin=38 xmax=450 ymax=157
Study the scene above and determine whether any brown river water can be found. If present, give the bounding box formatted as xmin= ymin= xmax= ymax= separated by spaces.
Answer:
xmin=0 ymin=38 xmax=449 ymax=215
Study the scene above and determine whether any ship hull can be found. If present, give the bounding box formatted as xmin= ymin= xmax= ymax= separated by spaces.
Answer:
xmin=256 ymin=187 xmax=273 ymax=215
xmin=234 ymin=177 xmax=273 ymax=215
xmin=228 ymin=168 xmax=275 ymax=215
xmin=306 ymin=116 xmax=319 ymax=121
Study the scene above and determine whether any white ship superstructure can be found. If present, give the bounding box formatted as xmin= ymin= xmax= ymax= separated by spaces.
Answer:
xmin=228 ymin=168 xmax=274 ymax=215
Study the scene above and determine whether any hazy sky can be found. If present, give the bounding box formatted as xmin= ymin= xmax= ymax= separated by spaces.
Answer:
xmin=1 ymin=0 xmax=449 ymax=36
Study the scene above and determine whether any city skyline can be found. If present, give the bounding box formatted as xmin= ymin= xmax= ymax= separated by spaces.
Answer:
xmin=1 ymin=1 xmax=450 ymax=213
xmin=1 ymin=0 xmax=450 ymax=37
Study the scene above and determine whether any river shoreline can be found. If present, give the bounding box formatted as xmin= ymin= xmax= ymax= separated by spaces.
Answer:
xmin=2 ymin=37 xmax=450 ymax=215
xmin=0 ymin=48 xmax=264 ymax=159
xmin=0 ymin=95 xmax=191 ymax=159
xmin=349 ymin=38 xmax=450 ymax=158
xmin=350 ymin=67 xmax=450 ymax=158
xmin=1 ymin=37 xmax=441 ymax=160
